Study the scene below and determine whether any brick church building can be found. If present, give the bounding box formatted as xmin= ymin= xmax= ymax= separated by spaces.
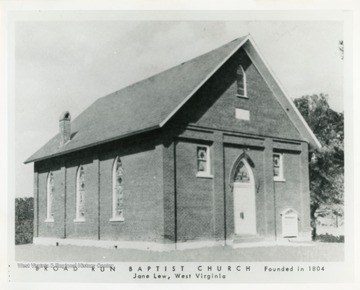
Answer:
xmin=25 ymin=35 xmax=321 ymax=250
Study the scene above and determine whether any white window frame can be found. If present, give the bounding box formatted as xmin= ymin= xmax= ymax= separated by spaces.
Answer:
xmin=74 ymin=165 xmax=85 ymax=223
xmin=196 ymin=145 xmax=213 ymax=178
xmin=45 ymin=172 xmax=54 ymax=222
xmin=110 ymin=156 xmax=125 ymax=222
xmin=273 ymin=153 xmax=285 ymax=182
xmin=236 ymin=65 xmax=248 ymax=99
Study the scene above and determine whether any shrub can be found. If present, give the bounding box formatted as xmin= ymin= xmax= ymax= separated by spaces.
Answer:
xmin=315 ymin=233 xmax=344 ymax=243
xmin=15 ymin=197 xmax=34 ymax=245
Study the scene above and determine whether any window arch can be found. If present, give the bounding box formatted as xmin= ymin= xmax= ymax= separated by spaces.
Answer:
xmin=229 ymin=151 xmax=256 ymax=192
xmin=75 ymin=165 xmax=85 ymax=221
xmin=236 ymin=65 xmax=247 ymax=98
xmin=234 ymin=161 xmax=251 ymax=183
xmin=46 ymin=172 xmax=54 ymax=222
xmin=111 ymin=157 xmax=124 ymax=221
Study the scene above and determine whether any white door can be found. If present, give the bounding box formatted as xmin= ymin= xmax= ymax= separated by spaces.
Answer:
xmin=233 ymin=160 xmax=256 ymax=235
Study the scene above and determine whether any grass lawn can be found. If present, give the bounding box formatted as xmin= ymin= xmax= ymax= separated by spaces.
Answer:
xmin=15 ymin=242 xmax=344 ymax=262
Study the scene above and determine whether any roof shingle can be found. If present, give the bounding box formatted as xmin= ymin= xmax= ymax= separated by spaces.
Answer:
xmin=25 ymin=37 xmax=248 ymax=163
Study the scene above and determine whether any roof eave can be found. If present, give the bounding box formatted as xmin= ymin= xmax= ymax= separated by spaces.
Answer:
xmin=243 ymin=35 xmax=322 ymax=150
xmin=24 ymin=125 xmax=160 ymax=164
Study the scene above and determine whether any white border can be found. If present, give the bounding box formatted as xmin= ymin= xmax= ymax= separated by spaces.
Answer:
xmin=1 ymin=4 xmax=358 ymax=290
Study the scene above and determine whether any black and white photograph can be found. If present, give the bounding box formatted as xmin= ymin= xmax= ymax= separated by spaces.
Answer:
xmin=1 ymin=3 xmax=359 ymax=288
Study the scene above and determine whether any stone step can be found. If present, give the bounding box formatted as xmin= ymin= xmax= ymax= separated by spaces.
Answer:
xmin=232 ymin=235 xmax=264 ymax=244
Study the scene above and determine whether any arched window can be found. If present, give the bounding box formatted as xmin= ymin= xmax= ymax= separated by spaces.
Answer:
xmin=46 ymin=172 xmax=54 ymax=222
xmin=236 ymin=65 xmax=247 ymax=98
xmin=75 ymin=165 xmax=85 ymax=222
xmin=234 ymin=161 xmax=250 ymax=183
xmin=111 ymin=157 xmax=124 ymax=221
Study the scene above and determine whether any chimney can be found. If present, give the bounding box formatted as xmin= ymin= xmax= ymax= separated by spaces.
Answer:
xmin=59 ymin=111 xmax=71 ymax=147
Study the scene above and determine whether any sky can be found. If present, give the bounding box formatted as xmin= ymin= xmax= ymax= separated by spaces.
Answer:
xmin=15 ymin=20 xmax=344 ymax=197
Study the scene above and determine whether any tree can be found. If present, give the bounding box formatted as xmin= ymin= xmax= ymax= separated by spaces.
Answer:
xmin=294 ymin=94 xmax=344 ymax=239
xmin=15 ymin=197 xmax=34 ymax=244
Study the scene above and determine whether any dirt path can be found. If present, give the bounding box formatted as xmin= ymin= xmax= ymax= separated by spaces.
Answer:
xmin=15 ymin=242 xmax=344 ymax=262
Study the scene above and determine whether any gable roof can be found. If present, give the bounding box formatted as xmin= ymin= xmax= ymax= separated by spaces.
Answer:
xmin=25 ymin=35 xmax=320 ymax=164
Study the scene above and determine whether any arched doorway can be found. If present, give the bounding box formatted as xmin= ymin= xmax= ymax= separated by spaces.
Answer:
xmin=232 ymin=158 xmax=257 ymax=235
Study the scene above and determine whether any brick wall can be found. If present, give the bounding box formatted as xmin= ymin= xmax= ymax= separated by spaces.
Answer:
xmin=300 ymin=143 xmax=311 ymax=239
xmin=171 ymin=48 xmax=302 ymax=141
xmin=65 ymin=155 xmax=98 ymax=240
xmin=162 ymin=133 xmax=176 ymax=243
xmin=175 ymin=139 xmax=215 ymax=241
xmin=34 ymin=133 xmax=165 ymax=242
xmin=34 ymin=132 xmax=310 ymax=243
xmin=274 ymin=151 xmax=302 ymax=237
xmin=98 ymin=140 xmax=164 ymax=241
xmin=164 ymin=46 xmax=311 ymax=242
xmin=36 ymin=158 xmax=64 ymax=238
xmin=159 ymin=128 xmax=310 ymax=243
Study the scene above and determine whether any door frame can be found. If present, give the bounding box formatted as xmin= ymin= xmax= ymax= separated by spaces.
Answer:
xmin=229 ymin=152 xmax=257 ymax=236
